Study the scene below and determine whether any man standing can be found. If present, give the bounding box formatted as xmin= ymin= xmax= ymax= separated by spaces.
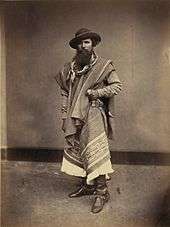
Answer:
xmin=55 ymin=28 xmax=122 ymax=213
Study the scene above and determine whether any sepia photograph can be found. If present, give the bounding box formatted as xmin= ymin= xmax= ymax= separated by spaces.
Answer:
xmin=1 ymin=0 xmax=170 ymax=227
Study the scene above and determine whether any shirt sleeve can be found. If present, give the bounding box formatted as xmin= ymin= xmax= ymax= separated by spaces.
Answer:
xmin=97 ymin=70 xmax=122 ymax=97
xmin=55 ymin=68 xmax=69 ymax=119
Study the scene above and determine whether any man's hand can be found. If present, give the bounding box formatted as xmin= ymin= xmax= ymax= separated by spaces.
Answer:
xmin=86 ymin=89 xmax=98 ymax=100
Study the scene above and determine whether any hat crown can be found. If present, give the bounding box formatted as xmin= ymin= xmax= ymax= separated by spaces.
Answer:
xmin=69 ymin=28 xmax=101 ymax=49
xmin=75 ymin=28 xmax=91 ymax=38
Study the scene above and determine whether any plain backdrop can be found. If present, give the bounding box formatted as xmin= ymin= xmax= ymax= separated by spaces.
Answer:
xmin=3 ymin=0 xmax=170 ymax=152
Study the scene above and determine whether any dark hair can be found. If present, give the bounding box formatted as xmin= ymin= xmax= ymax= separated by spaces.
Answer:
xmin=91 ymin=38 xmax=98 ymax=47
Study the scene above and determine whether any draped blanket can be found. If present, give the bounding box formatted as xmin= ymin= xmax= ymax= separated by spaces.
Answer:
xmin=80 ymin=104 xmax=111 ymax=174
xmin=62 ymin=105 xmax=113 ymax=182
xmin=55 ymin=57 xmax=116 ymax=181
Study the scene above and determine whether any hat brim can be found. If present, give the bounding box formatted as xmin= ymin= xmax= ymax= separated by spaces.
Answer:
xmin=69 ymin=32 xmax=101 ymax=49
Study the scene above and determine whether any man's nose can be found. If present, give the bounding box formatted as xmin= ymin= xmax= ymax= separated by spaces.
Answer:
xmin=82 ymin=42 xmax=86 ymax=48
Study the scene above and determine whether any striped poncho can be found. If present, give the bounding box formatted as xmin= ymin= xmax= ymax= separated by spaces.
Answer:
xmin=55 ymin=56 xmax=122 ymax=184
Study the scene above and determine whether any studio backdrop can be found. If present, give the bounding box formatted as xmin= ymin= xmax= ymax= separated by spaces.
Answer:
xmin=2 ymin=0 xmax=170 ymax=153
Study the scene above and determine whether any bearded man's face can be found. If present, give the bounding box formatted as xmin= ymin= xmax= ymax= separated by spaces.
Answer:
xmin=75 ymin=38 xmax=93 ymax=67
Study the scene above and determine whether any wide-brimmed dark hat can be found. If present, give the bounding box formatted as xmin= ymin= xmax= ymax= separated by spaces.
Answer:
xmin=69 ymin=28 xmax=101 ymax=49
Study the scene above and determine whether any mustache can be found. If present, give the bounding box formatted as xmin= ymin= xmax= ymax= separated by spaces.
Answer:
xmin=77 ymin=49 xmax=92 ymax=56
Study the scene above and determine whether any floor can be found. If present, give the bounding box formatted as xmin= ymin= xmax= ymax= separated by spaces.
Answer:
xmin=1 ymin=161 xmax=170 ymax=227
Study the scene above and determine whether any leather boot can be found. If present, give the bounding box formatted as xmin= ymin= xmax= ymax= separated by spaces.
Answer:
xmin=69 ymin=178 xmax=95 ymax=198
xmin=91 ymin=175 xmax=110 ymax=213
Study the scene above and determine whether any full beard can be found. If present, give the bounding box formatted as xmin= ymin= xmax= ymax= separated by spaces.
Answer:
xmin=75 ymin=49 xmax=93 ymax=68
